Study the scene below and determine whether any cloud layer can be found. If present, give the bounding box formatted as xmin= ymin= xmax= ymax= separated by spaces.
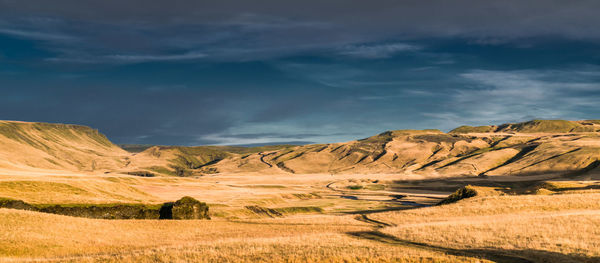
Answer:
xmin=1 ymin=1 xmax=599 ymax=145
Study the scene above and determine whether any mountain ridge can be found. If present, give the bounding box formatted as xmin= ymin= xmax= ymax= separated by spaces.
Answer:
xmin=451 ymin=119 xmax=600 ymax=134
xmin=1 ymin=119 xmax=600 ymax=180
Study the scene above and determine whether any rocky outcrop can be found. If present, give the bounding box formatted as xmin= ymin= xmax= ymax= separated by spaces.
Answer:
xmin=170 ymin=196 xmax=210 ymax=220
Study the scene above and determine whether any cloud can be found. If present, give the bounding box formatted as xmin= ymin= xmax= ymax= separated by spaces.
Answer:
xmin=339 ymin=43 xmax=421 ymax=59
xmin=2 ymin=1 xmax=600 ymax=146
xmin=46 ymin=51 xmax=207 ymax=64
xmin=3 ymin=0 xmax=600 ymax=40
xmin=105 ymin=51 xmax=206 ymax=63
xmin=3 ymin=1 xmax=600 ymax=65
xmin=0 ymin=28 xmax=74 ymax=41
xmin=422 ymin=68 xmax=600 ymax=129
xmin=199 ymin=133 xmax=314 ymax=146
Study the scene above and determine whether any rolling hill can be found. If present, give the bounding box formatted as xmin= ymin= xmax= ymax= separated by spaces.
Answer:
xmin=1 ymin=119 xmax=600 ymax=179
xmin=0 ymin=120 xmax=128 ymax=172
xmin=451 ymin=119 xmax=600 ymax=134
xmin=200 ymin=126 xmax=600 ymax=177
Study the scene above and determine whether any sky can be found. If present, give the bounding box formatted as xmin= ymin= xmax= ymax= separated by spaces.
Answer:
xmin=1 ymin=0 xmax=600 ymax=146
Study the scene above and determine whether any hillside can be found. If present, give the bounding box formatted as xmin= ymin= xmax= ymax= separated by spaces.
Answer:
xmin=0 ymin=120 xmax=294 ymax=176
xmin=2 ymin=119 xmax=600 ymax=179
xmin=0 ymin=121 xmax=128 ymax=172
xmin=198 ymin=121 xmax=600 ymax=177
xmin=451 ymin=119 xmax=600 ymax=134
xmin=126 ymin=144 xmax=295 ymax=176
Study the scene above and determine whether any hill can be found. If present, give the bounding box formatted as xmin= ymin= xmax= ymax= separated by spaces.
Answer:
xmin=125 ymin=144 xmax=296 ymax=176
xmin=451 ymin=119 xmax=600 ymax=134
xmin=1 ymin=119 xmax=600 ymax=179
xmin=0 ymin=121 xmax=128 ymax=171
xmin=200 ymin=123 xmax=600 ymax=177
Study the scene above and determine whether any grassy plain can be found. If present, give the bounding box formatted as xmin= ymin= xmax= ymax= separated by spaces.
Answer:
xmin=1 ymin=167 xmax=599 ymax=262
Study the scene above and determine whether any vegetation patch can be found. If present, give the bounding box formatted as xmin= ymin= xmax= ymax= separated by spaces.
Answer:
xmin=245 ymin=205 xmax=283 ymax=217
xmin=147 ymin=166 xmax=177 ymax=176
xmin=347 ymin=185 xmax=364 ymax=190
xmin=0 ymin=197 xmax=36 ymax=210
xmin=273 ymin=206 xmax=323 ymax=214
xmin=170 ymin=196 xmax=210 ymax=220
xmin=438 ymin=185 xmax=507 ymax=205
xmin=0 ymin=196 xmax=209 ymax=220
xmin=437 ymin=186 xmax=478 ymax=205
xmin=35 ymin=203 xmax=163 ymax=219
xmin=285 ymin=193 xmax=321 ymax=200
xmin=169 ymin=165 xmax=194 ymax=177
xmin=126 ymin=171 xmax=156 ymax=177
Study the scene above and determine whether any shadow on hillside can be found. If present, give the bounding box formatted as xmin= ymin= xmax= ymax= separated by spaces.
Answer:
xmin=388 ymin=167 xmax=600 ymax=195
xmin=349 ymin=230 xmax=599 ymax=263
xmin=388 ymin=176 xmax=540 ymax=194
xmin=551 ymin=184 xmax=600 ymax=192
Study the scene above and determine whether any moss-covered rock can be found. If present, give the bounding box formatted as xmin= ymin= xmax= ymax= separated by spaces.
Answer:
xmin=0 ymin=197 xmax=35 ymax=210
xmin=171 ymin=196 xmax=210 ymax=220
xmin=0 ymin=196 xmax=210 ymax=220
xmin=36 ymin=204 xmax=162 ymax=219
xmin=437 ymin=186 xmax=478 ymax=205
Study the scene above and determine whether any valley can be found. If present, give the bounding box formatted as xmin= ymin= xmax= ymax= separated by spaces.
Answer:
xmin=0 ymin=119 xmax=599 ymax=262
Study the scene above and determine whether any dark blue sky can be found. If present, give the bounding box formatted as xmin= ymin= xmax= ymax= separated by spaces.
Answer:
xmin=1 ymin=1 xmax=600 ymax=145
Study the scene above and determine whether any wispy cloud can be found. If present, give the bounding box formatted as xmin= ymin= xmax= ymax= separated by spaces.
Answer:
xmin=0 ymin=28 xmax=75 ymax=41
xmin=105 ymin=51 xmax=207 ymax=62
xmin=47 ymin=51 xmax=207 ymax=64
xmin=339 ymin=43 xmax=421 ymax=59
xmin=199 ymin=133 xmax=314 ymax=146
xmin=197 ymin=121 xmax=364 ymax=145
xmin=423 ymin=68 xmax=600 ymax=129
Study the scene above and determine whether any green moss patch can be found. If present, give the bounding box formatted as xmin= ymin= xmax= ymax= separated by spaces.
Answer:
xmin=273 ymin=206 xmax=323 ymax=214
xmin=126 ymin=171 xmax=156 ymax=177
xmin=437 ymin=186 xmax=478 ymax=205
xmin=347 ymin=185 xmax=364 ymax=190
xmin=0 ymin=197 xmax=210 ymax=220
xmin=171 ymin=196 xmax=210 ymax=220
xmin=0 ymin=197 xmax=36 ymax=210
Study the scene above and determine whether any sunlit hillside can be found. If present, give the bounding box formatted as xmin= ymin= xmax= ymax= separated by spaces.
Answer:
xmin=0 ymin=120 xmax=599 ymax=262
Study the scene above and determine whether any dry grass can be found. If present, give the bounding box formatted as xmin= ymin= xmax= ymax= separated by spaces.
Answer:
xmin=3 ymin=182 xmax=600 ymax=262
xmin=1 ymin=160 xmax=599 ymax=262
xmin=372 ymin=193 xmax=600 ymax=262
xmin=0 ymin=178 xmax=159 ymax=204
xmin=0 ymin=209 xmax=480 ymax=262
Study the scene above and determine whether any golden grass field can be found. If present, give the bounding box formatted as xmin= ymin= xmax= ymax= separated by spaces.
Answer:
xmin=1 ymin=167 xmax=600 ymax=262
